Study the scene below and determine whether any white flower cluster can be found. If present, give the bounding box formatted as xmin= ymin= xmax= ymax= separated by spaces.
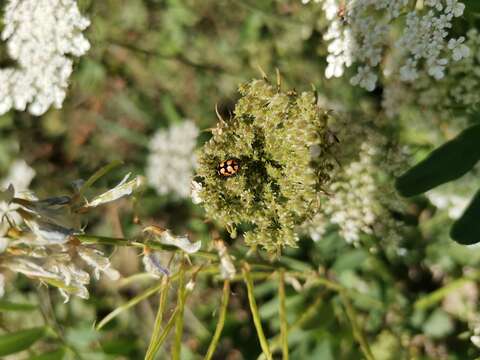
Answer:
xmin=304 ymin=122 xmax=408 ymax=245
xmin=146 ymin=120 xmax=199 ymax=199
xmin=383 ymin=29 xmax=480 ymax=119
xmin=305 ymin=0 xmax=467 ymax=91
xmin=0 ymin=0 xmax=90 ymax=116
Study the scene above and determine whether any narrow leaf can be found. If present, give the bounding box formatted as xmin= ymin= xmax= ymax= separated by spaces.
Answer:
xmin=0 ymin=301 xmax=36 ymax=312
xmin=396 ymin=124 xmax=480 ymax=197
xmin=0 ymin=327 xmax=47 ymax=356
xmin=96 ymin=282 xmax=163 ymax=330
xmin=450 ymin=189 xmax=480 ymax=244
xmin=204 ymin=280 xmax=230 ymax=360
xmin=78 ymin=160 xmax=123 ymax=197
xmin=28 ymin=347 xmax=66 ymax=360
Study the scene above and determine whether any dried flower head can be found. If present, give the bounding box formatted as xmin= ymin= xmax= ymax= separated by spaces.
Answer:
xmin=0 ymin=171 xmax=144 ymax=301
xmin=196 ymin=78 xmax=336 ymax=254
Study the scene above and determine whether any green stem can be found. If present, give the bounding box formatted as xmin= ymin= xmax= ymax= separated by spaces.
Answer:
xmin=76 ymin=234 xmax=217 ymax=260
xmin=243 ymin=263 xmax=273 ymax=360
xmin=278 ymin=270 xmax=288 ymax=360
xmin=96 ymin=276 xmax=177 ymax=330
xmin=339 ymin=290 xmax=375 ymax=360
xmin=172 ymin=265 xmax=187 ymax=360
xmin=144 ymin=308 xmax=179 ymax=360
xmin=145 ymin=276 xmax=170 ymax=358
xmin=204 ymin=280 xmax=230 ymax=360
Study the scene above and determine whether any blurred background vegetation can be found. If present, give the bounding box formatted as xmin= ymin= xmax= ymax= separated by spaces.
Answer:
xmin=1 ymin=0 xmax=480 ymax=359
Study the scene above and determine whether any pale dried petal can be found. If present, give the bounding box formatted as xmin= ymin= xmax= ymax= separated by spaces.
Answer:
xmin=142 ymin=252 xmax=169 ymax=277
xmin=0 ymin=238 xmax=8 ymax=253
xmin=161 ymin=231 xmax=200 ymax=254
xmin=77 ymin=247 xmax=120 ymax=281
xmin=24 ymin=217 xmax=74 ymax=245
xmin=85 ymin=174 xmax=145 ymax=208
xmin=0 ymin=274 xmax=5 ymax=297
xmin=214 ymin=240 xmax=236 ymax=280
xmin=6 ymin=257 xmax=60 ymax=279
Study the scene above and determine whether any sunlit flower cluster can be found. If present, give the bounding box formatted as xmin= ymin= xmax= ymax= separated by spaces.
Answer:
xmin=146 ymin=120 xmax=199 ymax=199
xmin=305 ymin=0 xmax=467 ymax=91
xmin=0 ymin=0 xmax=90 ymax=116
xmin=196 ymin=79 xmax=337 ymax=253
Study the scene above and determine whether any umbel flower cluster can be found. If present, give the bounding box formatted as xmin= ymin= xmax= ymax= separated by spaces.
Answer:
xmin=196 ymin=78 xmax=337 ymax=254
xmin=146 ymin=120 xmax=199 ymax=199
xmin=0 ymin=171 xmax=144 ymax=302
xmin=305 ymin=0 xmax=468 ymax=91
xmin=0 ymin=0 xmax=90 ymax=116
xmin=383 ymin=29 xmax=480 ymax=119
xmin=303 ymin=119 xmax=409 ymax=246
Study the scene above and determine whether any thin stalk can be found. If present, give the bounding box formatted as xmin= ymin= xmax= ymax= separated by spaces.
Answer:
xmin=258 ymin=290 xmax=325 ymax=359
xmin=204 ymin=280 xmax=231 ymax=360
xmin=278 ymin=270 xmax=288 ymax=360
xmin=172 ymin=265 xmax=187 ymax=360
xmin=339 ymin=290 xmax=375 ymax=360
xmin=96 ymin=277 xmax=176 ymax=330
xmin=243 ymin=263 xmax=273 ymax=360
xmin=76 ymin=234 xmax=217 ymax=260
xmin=144 ymin=308 xmax=179 ymax=360
xmin=145 ymin=276 xmax=170 ymax=358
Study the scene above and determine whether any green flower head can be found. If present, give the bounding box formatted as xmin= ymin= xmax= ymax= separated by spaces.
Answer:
xmin=196 ymin=78 xmax=336 ymax=254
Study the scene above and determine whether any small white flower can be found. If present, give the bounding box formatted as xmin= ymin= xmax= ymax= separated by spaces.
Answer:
xmin=191 ymin=180 xmax=203 ymax=205
xmin=445 ymin=0 xmax=465 ymax=17
xmin=449 ymin=37 xmax=470 ymax=61
xmin=428 ymin=58 xmax=449 ymax=80
xmin=350 ymin=66 xmax=377 ymax=91
xmin=1 ymin=160 xmax=36 ymax=191
xmin=399 ymin=59 xmax=419 ymax=81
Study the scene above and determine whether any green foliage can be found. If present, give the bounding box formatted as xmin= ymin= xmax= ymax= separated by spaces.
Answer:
xmin=0 ymin=300 xmax=36 ymax=312
xmin=0 ymin=327 xmax=47 ymax=357
xmin=197 ymin=78 xmax=336 ymax=253
xmin=451 ymin=189 xmax=480 ymax=244
xmin=395 ymin=123 xmax=480 ymax=197
xmin=28 ymin=348 xmax=66 ymax=360
xmin=396 ymin=123 xmax=480 ymax=244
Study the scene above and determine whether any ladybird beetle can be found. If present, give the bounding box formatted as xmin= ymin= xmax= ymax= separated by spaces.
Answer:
xmin=217 ymin=159 xmax=240 ymax=177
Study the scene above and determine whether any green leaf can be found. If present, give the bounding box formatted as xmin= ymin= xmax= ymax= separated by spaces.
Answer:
xmin=395 ymin=124 xmax=480 ymax=197
xmin=450 ymin=189 xmax=480 ymax=244
xmin=28 ymin=348 xmax=66 ymax=360
xmin=0 ymin=327 xmax=47 ymax=356
xmin=0 ymin=300 xmax=36 ymax=312
xmin=78 ymin=160 xmax=123 ymax=197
